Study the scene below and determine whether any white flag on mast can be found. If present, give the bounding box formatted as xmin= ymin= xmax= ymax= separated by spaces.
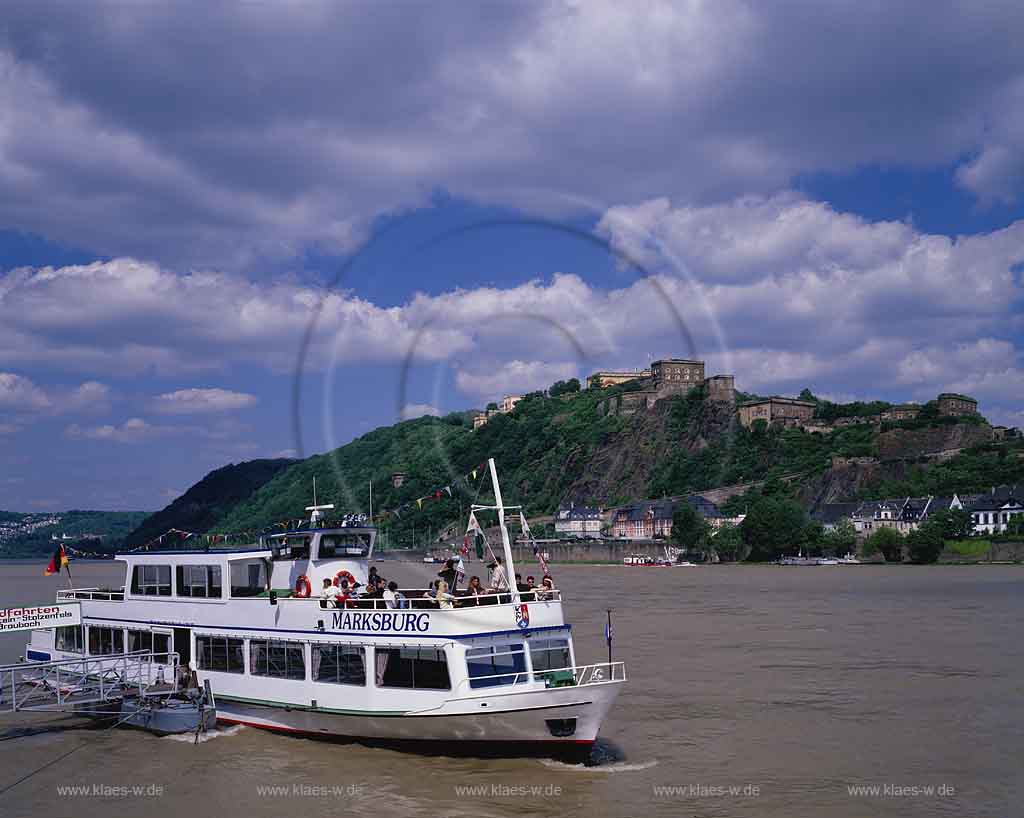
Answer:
xmin=520 ymin=512 xmax=548 ymax=575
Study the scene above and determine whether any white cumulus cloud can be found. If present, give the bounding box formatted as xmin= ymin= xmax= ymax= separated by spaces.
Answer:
xmin=0 ymin=372 xmax=51 ymax=410
xmin=153 ymin=388 xmax=258 ymax=414
xmin=3 ymin=3 xmax=1024 ymax=266
xmin=64 ymin=417 xmax=165 ymax=443
xmin=456 ymin=360 xmax=578 ymax=400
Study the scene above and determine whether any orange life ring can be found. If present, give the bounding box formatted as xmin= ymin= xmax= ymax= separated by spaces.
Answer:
xmin=294 ymin=575 xmax=311 ymax=598
xmin=333 ymin=570 xmax=356 ymax=588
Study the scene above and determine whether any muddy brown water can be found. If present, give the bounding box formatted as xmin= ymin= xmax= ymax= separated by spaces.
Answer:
xmin=1 ymin=560 xmax=1020 ymax=817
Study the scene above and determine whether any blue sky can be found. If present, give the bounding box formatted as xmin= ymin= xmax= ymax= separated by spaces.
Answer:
xmin=1 ymin=1 xmax=1023 ymax=511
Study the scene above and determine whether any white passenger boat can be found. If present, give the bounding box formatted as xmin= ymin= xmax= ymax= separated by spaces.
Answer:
xmin=24 ymin=460 xmax=625 ymax=758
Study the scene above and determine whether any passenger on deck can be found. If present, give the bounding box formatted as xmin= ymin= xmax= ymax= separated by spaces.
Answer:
xmin=526 ymin=575 xmax=536 ymax=589
xmin=336 ymin=579 xmax=353 ymax=607
xmin=515 ymin=573 xmax=530 ymax=593
xmin=487 ymin=557 xmax=508 ymax=592
xmin=363 ymin=578 xmax=385 ymax=600
xmin=435 ymin=580 xmax=455 ymax=610
xmin=383 ymin=580 xmax=399 ymax=609
xmin=459 ymin=575 xmax=483 ymax=607
xmin=320 ymin=578 xmax=341 ymax=608
xmin=535 ymin=575 xmax=555 ymax=600
xmin=438 ymin=558 xmax=459 ymax=591
xmin=368 ymin=566 xmax=380 ymax=588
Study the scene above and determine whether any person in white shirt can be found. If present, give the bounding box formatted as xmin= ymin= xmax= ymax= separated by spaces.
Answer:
xmin=383 ymin=581 xmax=399 ymax=609
xmin=488 ymin=557 xmax=508 ymax=591
xmin=319 ymin=578 xmax=341 ymax=608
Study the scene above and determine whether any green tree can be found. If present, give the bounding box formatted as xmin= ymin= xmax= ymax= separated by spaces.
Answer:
xmin=712 ymin=524 xmax=747 ymax=562
xmin=740 ymin=496 xmax=807 ymax=561
xmin=801 ymin=520 xmax=827 ymax=556
xmin=906 ymin=522 xmax=944 ymax=564
xmin=865 ymin=526 xmax=903 ymax=562
xmin=671 ymin=502 xmax=711 ymax=554
xmin=485 ymin=401 xmax=498 ymax=411
xmin=925 ymin=508 xmax=973 ymax=540
xmin=550 ymin=378 xmax=581 ymax=397
xmin=825 ymin=517 xmax=857 ymax=556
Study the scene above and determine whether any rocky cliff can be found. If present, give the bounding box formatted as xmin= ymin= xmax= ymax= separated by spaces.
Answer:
xmin=876 ymin=422 xmax=993 ymax=460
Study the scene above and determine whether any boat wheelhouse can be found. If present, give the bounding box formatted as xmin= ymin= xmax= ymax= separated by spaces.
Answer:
xmin=24 ymin=460 xmax=625 ymax=756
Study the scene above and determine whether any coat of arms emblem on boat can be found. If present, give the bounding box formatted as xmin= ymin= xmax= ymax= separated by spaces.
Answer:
xmin=515 ymin=603 xmax=530 ymax=629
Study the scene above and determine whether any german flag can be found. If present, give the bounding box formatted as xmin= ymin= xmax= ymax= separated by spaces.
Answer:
xmin=45 ymin=542 xmax=69 ymax=576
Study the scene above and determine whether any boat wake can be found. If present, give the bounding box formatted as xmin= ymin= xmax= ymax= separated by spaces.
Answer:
xmin=163 ymin=724 xmax=246 ymax=744
xmin=539 ymin=757 xmax=658 ymax=773
xmin=539 ymin=739 xmax=657 ymax=772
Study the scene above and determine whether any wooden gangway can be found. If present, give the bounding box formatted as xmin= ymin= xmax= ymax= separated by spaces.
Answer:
xmin=0 ymin=652 xmax=179 ymax=714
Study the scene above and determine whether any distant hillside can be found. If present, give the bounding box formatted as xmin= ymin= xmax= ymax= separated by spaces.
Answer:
xmin=209 ymin=385 xmax=929 ymax=544
xmin=213 ymin=417 xmax=472 ymax=536
xmin=124 ymin=458 xmax=297 ymax=546
xmin=129 ymin=380 xmax=1011 ymax=548
xmin=0 ymin=510 xmax=150 ymax=558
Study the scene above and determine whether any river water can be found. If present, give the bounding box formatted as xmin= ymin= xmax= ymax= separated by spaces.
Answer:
xmin=0 ymin=561 xmax=1020 ymax=817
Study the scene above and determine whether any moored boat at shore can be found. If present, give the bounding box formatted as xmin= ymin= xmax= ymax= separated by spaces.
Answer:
xmin=23 ymin=459 xmax=625 ymax=758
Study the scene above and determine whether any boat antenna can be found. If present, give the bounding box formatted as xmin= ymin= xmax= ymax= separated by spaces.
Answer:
xmin=305 ymin=475 xmax=334 ymax=526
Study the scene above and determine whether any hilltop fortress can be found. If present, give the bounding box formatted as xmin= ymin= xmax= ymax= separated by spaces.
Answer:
xmin=470 ymin=356 xmax=987 ymax=434
xmin=591 ymin=358 xmax=735 ymax=416
xmin=585 ymin=358 xmax=982 ymax=430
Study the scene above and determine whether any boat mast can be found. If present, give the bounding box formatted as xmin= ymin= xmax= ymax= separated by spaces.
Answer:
xmin=488 ymin=457 xmax=521 ymax=604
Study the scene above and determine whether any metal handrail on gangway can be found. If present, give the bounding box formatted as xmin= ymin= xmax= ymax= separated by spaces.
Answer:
xmin=0 ymin=651 xmax=180 ymax=713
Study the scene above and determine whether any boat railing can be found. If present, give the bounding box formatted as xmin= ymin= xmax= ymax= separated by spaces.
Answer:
xmin=57 ymin=587 xmax=125 ymax=602
xmin=452 ymin=660 xmax=627 ymax=693
xmin=297 ymin=588 xmax=562 ymax=610
xmin=2 ymin=650 xmax=180 ymax=712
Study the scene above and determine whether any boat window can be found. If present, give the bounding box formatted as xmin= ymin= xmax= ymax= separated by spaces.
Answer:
xmin=249 ymin=639 xmax=306 ymax=680
xmin=130 ymin=564 xmax=172 ymax=596
xmin=529 ymin=638 xmax=572 ymax=675
xmin=55 ymin=625 xmax=84 ymax=652
xmin=312 ymin=644 xmax=365 ymax=686
xmin=375 ymin=646 xmax=450 ymax=690
xmin=230 ymin=559 xmax=267 ymax=597
xmin=176 ymin=565 xmax=223 ymax=598
xmin=128 ymin=630 xmax=171 ymax=661
xmin=196 ymin=635 xmax=245 ymax=673
xmin=466 ymin=643 xmax=526 ymax=688
xmin=318 ymin=533 xmax=370 ymax=558
xmin=87 ymin=626 xmax=124 ymax=656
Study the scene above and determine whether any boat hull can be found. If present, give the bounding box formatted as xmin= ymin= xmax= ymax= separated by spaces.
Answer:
xmin=215 ymin=679 xmax=622 ymax=758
